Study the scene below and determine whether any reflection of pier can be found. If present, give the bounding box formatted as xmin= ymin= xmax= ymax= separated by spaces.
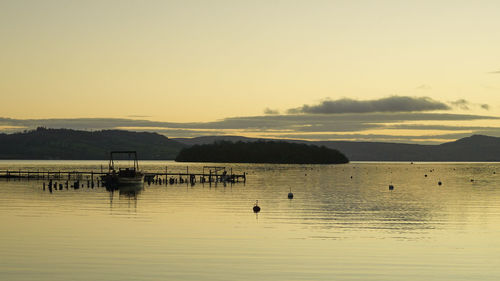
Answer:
xmin=0 ymin=166 xmax=246 ymax=184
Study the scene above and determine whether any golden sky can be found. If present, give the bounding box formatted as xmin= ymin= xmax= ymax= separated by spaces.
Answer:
xmin=1 ymin=1 xmax=500 ymax=142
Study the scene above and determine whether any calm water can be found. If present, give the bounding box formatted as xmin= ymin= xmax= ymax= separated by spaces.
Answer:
xmin=1 ymin=161 xmax=500 ymax=280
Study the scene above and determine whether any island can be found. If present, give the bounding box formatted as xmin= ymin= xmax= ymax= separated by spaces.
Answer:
xmin=175 ymin=141 xmax=349 ymax=164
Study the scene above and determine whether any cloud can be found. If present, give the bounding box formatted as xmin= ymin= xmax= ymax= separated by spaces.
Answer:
xmin=450 ymin=99 xmax=470 ymax=110
xmin=127 ymin=115 xmax=152 ymax=118
xmin=0 ymin=112 xmax=496 ymax=132
xmin=0 ymin=111 xmax=498 ymax=144
xmin=287 ymin=96 xmax=450 ymax=114
xmin=263 ymin=108 xmax=280 ymax=115
xmin=449 ymin=99 xmax=490 ymax=111
xmin=489 ymin=70 xmax=500 ymax=74
xmin=267 ymin=132 xmax=475 ymax=144
xmin=416 ymin=84 xmax=432 ymax=90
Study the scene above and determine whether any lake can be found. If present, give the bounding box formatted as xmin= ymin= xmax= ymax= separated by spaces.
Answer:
xmin=1 ymin=160 xmax=500 ymax=280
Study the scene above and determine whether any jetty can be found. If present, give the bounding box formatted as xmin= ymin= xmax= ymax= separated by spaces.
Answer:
xmin=0 ymin=166 xmax=246 ymax=185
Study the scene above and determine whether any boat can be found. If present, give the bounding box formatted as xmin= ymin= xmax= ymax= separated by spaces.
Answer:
xmin=101 ymin=151 xmax=144 ymax=190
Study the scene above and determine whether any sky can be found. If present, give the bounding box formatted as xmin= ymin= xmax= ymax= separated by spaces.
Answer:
xmin=1 ymin=0 xmax=500 ymax=143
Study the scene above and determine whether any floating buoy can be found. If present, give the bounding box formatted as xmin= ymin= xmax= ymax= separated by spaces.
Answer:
xmin=389 ymin=185 xmax=394 ymax=190
xmin=424 ymin=174 xmax=427 ymax=177
xmin=470 ymin=179 xmax=474 ymax=182
xmin=438 ymin=181 xmax=442 ymax=186
xmin=288 ymin=187 xmax=294 ymax=199
xmin=253 ymin=200 xmax=261 ymax=213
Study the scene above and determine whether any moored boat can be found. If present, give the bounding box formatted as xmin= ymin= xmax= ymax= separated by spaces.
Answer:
xmin=102 ymin=151 xmax=144 ymax=189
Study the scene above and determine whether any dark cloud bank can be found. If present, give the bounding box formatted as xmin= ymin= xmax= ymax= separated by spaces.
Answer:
xmin=1 ymin=112 xmax=499 ymax=144
xmin=287 ymin=96 xmax=450 ymax=114
xmin=0 ymin=96 xmax=496 ymax=144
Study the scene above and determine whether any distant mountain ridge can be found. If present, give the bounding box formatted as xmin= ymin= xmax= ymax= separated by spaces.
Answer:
xmin=1 ymin=128 xmax=499 ymax=161
xmin=0 ymin=127 xmax=185 ymax=160
xmin=173 ymin=134 xmax=500 ymax=162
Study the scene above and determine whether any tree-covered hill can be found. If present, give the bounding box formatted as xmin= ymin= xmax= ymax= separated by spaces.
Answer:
xmin=0 ymin=127 xmax=185 ymax=159
xmin=175 ymin=141 xmax=349 ymax=164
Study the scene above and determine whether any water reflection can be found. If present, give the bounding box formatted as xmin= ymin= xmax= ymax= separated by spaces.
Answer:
xmin=2 ymin=161 xmax=500 ymax=281
xmin=104 ymin=181 xmax=143 ymax=197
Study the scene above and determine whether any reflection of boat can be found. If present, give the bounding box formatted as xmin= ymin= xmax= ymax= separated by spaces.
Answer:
xmin=101 ymin=151 xmax=144 ymax=192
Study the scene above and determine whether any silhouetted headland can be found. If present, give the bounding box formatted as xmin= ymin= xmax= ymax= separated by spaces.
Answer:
xmin=0 ymin=127 xmax=185 ymax=160
xmin=175 ymin=141 xmax=350 ymax=164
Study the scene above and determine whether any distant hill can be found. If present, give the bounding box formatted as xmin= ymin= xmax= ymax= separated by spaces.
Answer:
xmin=173 ymin=134 xmax=500 ymax=162
xmin=0 ymin=127 xmax=185 ymax=160
xmin=173 ymin=136 xmax=258 ymax=146
xmin=175 ymin=141 xmax=349 ymax=164
xmin=2 ymin=128 xmax=500 ymax=161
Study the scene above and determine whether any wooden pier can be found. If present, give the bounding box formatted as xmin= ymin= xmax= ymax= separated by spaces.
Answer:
xmin=0 ymin=166 xmax=246 ymax=184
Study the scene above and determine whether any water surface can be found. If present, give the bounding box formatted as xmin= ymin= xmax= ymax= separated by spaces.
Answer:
xmin=1 ymin=161 xmax=500 ymax=280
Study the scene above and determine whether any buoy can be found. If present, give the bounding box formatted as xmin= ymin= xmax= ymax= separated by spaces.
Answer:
xmin=438 ymin=181 xmax=442 ymax=186
xmin=389 ymin=185 xmax=394 ymax=190
xmin=470 ymin=179 xmax=474 ymax=182
xmin=253 ymin=200 xmax=261 ymax=213
xmin=288 ymin=187 xmax=294 ymax=199
xmin=424 ymin=174 xmax=427 ymax=177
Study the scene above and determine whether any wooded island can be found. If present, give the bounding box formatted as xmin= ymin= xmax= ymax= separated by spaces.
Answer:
xmin=175 ymin=141 xmax=349 ymax=164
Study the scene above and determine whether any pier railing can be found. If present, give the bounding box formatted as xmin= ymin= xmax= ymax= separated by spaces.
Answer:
xmin=0 ymin=167 xmax=246 ymax=184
